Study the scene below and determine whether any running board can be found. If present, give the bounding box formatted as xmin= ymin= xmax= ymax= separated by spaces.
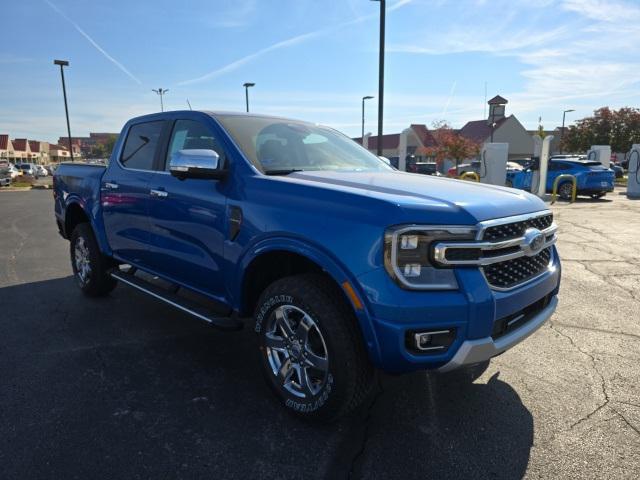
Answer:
xmin=110 ymin=270 xmax=243 ymax=331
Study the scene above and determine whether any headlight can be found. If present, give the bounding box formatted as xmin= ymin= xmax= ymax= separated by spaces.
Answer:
xmin=384 ymin=225 xmax=476 ymax=290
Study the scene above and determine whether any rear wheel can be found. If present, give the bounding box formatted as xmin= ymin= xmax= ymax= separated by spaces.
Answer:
xmin=70 ymin=223 xmax=117 ymax=297
xmin=558 ymin=182 xmax=574 ymax=200
xmin=255 ymin=274 xmax=374 ymax=421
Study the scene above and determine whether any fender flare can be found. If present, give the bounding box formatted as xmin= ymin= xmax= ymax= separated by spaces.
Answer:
xmin=233 ymin=235 xmax=382 ymax=364
xmin=63 ymin=196 xmax=112 ymax=255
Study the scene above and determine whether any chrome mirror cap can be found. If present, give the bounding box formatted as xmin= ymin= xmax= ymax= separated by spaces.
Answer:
xmin=169 ymin=149 xmax=224 ymax=180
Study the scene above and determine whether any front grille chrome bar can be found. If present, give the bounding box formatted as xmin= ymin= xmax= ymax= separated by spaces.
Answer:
xmin=433 ymin=224 xmax=557 ymax=266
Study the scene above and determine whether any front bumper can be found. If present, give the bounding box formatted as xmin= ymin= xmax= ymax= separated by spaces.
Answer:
xmin=355 ymin=246 xmax=561 ymax=373
xmin=438 ymin=296 xmax=557 ymax=372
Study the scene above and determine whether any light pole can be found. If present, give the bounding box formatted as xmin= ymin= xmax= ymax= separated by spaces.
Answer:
xmin=152 ymin=88 xmax=169 ymax=112
xmin=361 ymin=96 xmax=374 ymax=143
xmin=371 ymin=0 xmax=385 ymax=156
xmin=560 ymin=109 xmax=575 ymax=154
xmin=53 ymin=59 xmax=74 ymax=162
xmin=243 ymin=82 xmax=255 ymax=112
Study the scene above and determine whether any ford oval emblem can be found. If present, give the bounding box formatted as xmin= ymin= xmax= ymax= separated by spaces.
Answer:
xmin=523 ymin=228 xmax=545 ymax=256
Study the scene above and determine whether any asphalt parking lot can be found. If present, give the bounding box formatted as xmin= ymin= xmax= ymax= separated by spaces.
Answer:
xmin=1 ymin=189 xmax=639 ymax=479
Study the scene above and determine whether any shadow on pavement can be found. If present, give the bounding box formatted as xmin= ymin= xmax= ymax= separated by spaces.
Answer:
xmin=0 ymin=277 xmax=533 ymax=480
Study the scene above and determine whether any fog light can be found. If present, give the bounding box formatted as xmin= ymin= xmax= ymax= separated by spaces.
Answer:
xmin=407 ymin=329 xmax=456 ymax=353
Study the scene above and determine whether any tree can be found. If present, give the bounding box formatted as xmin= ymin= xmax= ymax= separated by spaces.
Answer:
xmin=416 ymin=121 xmax=480 ymax=176
xmin=563 ymin=107 xmax=640 ymax=153
xmin=104 ymin=134 xmax=118 ymax=157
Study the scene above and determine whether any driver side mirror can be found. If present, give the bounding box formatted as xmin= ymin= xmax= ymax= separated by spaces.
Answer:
xmin=169 ymin=149 xmax=226 ymax=180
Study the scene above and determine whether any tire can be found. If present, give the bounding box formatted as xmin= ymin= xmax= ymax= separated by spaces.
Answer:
xmin=70 ymin=223 xmax=117 ymax=297
xmin=254 ymin=273 xmax=374 ymax=422
xmin=558 ymin=182 xmax=573 ymax=200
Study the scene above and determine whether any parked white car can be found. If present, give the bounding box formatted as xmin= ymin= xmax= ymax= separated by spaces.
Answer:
xmin=36 ymin=165 xmax=48 ymax=177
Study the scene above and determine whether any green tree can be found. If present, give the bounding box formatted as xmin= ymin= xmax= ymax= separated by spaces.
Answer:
xmin=104 ymin=134 xmax=118 ymax=156
xmin=563 ymin=107 xmax=640 ymax=153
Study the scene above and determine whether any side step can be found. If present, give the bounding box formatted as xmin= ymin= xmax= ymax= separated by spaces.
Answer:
xmin=110 ymin=269 xmax=243 ymax=331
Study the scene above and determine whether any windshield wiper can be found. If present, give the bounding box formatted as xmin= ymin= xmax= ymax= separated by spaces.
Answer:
xmin=264 ymin=169 xmax=304 ymax=176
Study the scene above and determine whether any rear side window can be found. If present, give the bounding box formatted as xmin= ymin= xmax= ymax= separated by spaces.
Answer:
xmin=120 ymin=121 xmax=164 ymax=170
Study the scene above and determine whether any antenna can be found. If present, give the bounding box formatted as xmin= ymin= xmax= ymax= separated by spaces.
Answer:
xmin=186 ymin=99 xmax=192 ymax=111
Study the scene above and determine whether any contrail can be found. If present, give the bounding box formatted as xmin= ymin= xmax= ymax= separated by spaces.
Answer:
xmin=442 ymin=80 xmax=457 ymax=116
xmin=178 ymin=0 xmax=413 ymax=86
xmin=44 ymin=0 xmax=142 ymax=85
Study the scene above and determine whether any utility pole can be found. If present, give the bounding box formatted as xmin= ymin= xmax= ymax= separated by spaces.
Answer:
xmin=152 ymin=88 xmax=169 ymax=112
xmin=560 ymin=109 xmax=575 ymax=154
xmin=372 ymin=0 xmax=385 ymax=156
xmin=243 ymin=82 xmax=255 ymax=112
xmin=54 ymin=59 xmax=74 ymax=162
xmin=361 ymin=96 xmax=374 ymax=143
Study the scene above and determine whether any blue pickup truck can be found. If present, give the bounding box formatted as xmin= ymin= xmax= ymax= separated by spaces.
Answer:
xmin=507 ymin=157 xmax=615 ymax=199
xmin=53 ymin=111 xmax=560 ymax=420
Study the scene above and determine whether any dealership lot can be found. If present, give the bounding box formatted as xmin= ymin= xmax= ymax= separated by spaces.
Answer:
xmin=0 ymin=189 xmax=638 ymax=479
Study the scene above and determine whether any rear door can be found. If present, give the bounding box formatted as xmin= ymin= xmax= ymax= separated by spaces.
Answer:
xmin=102 ymin=120 xmax=166 ymax=267
xmin=145 ymin=118 xmax=229 ymax=301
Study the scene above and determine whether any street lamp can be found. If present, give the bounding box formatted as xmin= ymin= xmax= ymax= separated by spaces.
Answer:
xmin=152 ymin=88 xmax=169 ymax=112
xmin=361 ymin=96 xmax=374 ymax=143
xmin=560 ymin=109 xmax=575 ymax=154
xmin=243 ymin=82 xmax=255 ymax=112
xmin=371 ymin=0 xmax=385 ymax=156
xmin=53 ymin=59 xmax=74 ymax=162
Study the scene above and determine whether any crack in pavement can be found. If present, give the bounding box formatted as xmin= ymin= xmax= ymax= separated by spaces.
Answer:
xmin=551 ymin=322 xmax=640 ymax=341
xmin=326 ymin=377 xmax=384 ymax=480
xmin=548 ymin=323 xmax=611 ymax=430
xmin=612 ymin=409 xmax=640 ymax=438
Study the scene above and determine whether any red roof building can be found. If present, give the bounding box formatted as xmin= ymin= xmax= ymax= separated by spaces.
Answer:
xmin=353 ymin=124 xmax=438 ymax=159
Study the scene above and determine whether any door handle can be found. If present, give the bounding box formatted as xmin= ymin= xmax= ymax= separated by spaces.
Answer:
xmin=104 ymin=182 xmax=119 ymax=190
xmin=150 ymin=189 xmax=168 ymax=198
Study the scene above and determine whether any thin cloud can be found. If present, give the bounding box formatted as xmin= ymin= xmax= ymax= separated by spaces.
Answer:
xmin=178 ymin=0 xmax=413 ymax=86
xmin=44 ymin=0 xmax=141 ymax=85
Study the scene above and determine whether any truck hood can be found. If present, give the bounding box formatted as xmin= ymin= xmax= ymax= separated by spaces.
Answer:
xmin=279 ymin=170 xmax=548 ymax=223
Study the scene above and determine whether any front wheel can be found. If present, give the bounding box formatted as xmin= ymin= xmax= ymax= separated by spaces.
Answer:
xmin=70 ymin=223 xmax=117 ymax=297
xmin=255 ymin=274 xmax=374 ymax=421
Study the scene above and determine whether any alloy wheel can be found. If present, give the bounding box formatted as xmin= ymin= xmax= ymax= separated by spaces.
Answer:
xmin=264 ymin=305 xmax=329 ymax=398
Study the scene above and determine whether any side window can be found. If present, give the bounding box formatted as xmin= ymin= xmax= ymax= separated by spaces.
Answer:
xmin=165 ymin=119 xmax=225 ymax=171
xmin=120 ymin=121 xmax=164 ymax=170
xmin=548 ymin=162 xmax=560 ymax=171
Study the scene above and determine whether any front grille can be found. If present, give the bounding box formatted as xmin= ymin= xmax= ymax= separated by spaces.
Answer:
xmin=483 ymin=213 xmax=553 ymax=241
xmin=483 ymin=247 xmax=552 ymax=289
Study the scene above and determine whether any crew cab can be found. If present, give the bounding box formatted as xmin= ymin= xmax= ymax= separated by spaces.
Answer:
xmin=507 ymin=158 xmax=615 ymax=199
xmin=53 ymin=111 xmax=561 ymax=420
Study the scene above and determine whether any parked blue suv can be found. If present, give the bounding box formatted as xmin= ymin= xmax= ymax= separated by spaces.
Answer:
xmin=53 ymin=111 xmax=561 ymax=421
xmin=507 ymin=158 xmax=615 ymax=199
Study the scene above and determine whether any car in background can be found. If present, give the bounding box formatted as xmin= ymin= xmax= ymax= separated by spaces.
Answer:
xmin=510 ymin=158 xmax=533 ymax=170
xmin=506 ymin=161 xmax=524 ymax=171
xmin=45 ymin=164 xmax=58 ymax=175
xmin=0 ymin=173 xmax=11 ymax=187
xmin=507 ymin=159 xmax=615 ymax=199
xmin=408 ymin=162 xmax=441 ymax=176
xmin=447 ymin=160 xmax=480 ymax=177
xmin=609 ymin=161 xmax=624 ymax=179
xmin=0 ymin=164 xmax=20 ymax=179
xmin=35 ymin=165 xmax=48 ymax=177
xmin=17 ymin=163 xmax=36 ymax=176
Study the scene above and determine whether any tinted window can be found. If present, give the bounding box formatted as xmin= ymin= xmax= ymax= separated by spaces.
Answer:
xmin=216 ymin=115 xmax=390 ymax=173
xmin=549 ymin=162 xmax=570 ymax=171
xmin=120 ymin=121 xmax=164 ymax=170
xmin=165 ymin=119 xmax=225 ymax=170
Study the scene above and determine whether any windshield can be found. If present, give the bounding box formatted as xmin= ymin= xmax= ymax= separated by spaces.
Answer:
xmin=215 ymin=115 xmax=392 ymax=174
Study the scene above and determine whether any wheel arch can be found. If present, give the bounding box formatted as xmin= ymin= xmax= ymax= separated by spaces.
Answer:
xmin=235 ymin=238 xmax=382 ymax=363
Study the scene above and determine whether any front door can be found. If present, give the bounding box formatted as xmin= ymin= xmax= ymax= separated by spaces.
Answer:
xmin=145 ymin=118 xmax=229 ymax=302
xmin=102 ymin=120 xmax=165 ymax=267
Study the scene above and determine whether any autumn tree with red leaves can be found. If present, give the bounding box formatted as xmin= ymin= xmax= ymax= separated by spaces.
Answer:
xmin=417 ymin=121 xmax=480 ymax=176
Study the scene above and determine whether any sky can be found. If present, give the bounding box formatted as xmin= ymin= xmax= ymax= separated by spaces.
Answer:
xmin=1 ymin=0 xmax=640 ymax=143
